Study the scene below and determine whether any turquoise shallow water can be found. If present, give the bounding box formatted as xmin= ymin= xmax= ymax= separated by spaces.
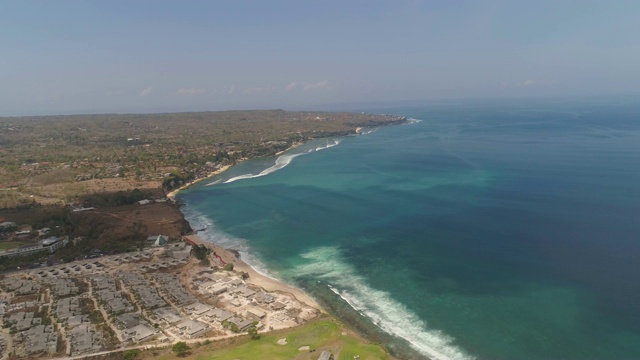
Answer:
xmin=179 ymin=100 xmax=640 ymax=359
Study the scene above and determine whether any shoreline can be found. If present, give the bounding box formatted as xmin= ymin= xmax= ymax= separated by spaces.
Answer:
xmin=183 ymin=234 xmax=323 ymax=311
xmin=166 ymin=164 xmax=232 ymax=201
xmin=173 ymin=140 xmax=324 ymax=312
xmin=166 ymin=141 xmax=303 ymax=202
xmin=172 ymin=132 xmax=405 ymax=357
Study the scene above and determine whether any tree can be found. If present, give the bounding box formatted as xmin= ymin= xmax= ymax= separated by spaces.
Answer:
xmin=172 ymin=341 xmax=190 ymax=356
xmin=230 ymin=323 xmax=239 ymax=333
xmin=193 ymin=244 xmax=210 ymax=260
xmin=223 ymin=263 xmax=234 ymax=271
xmin=248 ymin=326 xmax=260 ymax=340
xmin=122 ymin=349 xmax=141 ymax=360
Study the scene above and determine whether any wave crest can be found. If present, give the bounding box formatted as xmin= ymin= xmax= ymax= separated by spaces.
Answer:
xmin=295 ymin=246 xmax=474 ymax=360
xmin=222 ymin=139 xmax=341 ymax=184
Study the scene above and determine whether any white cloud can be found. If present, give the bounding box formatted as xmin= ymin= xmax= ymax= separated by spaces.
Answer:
xmin=139 ymin=87 xmax=152 ymax=97
xmin=227 ymin=85 xmax=236 ymax=95
xmin=242 ymin=86 xmax=269 ymax=95
xmin=303 ymin=80 xmax=330 ymax=91
xmin=177 ymin=87 xmax=207 ymax=95
xmin=285 ymin=82 xmax=298 ymax=91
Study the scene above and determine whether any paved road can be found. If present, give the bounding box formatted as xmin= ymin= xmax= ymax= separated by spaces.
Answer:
xmin=48 ymin=332 xmax=244 ymax=360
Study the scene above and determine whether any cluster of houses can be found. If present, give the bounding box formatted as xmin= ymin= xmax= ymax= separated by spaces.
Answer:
xmin=0 ymin=237 xmax=318 ymax=359
xmin=0 ymin=272 xmax=110 ymax=357
xmin=0 ymin=278 xmax=60 ymax=357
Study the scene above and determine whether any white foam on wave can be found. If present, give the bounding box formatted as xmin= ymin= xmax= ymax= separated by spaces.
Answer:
xmin=295 ymin=246 xmax=475 ymax=360
xmin=236 ymin=250 xmax=285 ymax=283
xmin=223 ymin=152 xmax=306 ymax=184
xmin=406 ymin=118 xmax=423 ymax=124
xmin=180 ymin=206 xmax=247 ymax=250
xmin=360 ymin=128 xmax=379 ymax=135
xmin=222 ymin=139 xmax=341 ymax=184
xmin=315 ymin=139 xmax=341 ymax=151
xmin=181 ymin=206 xmax=289 ymax=287
xmin=205 ymin=178 xmax=223 ymax=186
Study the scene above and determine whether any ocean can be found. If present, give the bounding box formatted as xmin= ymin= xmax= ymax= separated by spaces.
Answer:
xmin=178 ymin=99 xmax=640 ymax=359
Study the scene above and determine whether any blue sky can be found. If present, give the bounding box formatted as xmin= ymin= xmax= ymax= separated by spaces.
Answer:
xmin=2 ymin=0 xmax=640 ymax=115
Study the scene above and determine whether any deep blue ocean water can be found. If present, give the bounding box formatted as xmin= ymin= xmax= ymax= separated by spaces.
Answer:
xmin=179 ymin=100 xmax=640 ymax=359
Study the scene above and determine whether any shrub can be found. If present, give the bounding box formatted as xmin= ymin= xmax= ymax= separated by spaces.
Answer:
xmin=122 ymin=349 xmax=141 ymax=360
xmin=172 ymin=341 xmax=190 ymax=356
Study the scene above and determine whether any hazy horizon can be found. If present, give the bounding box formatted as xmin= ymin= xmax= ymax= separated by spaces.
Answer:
xmin=2 ymin=1 xmax=640 ymax=116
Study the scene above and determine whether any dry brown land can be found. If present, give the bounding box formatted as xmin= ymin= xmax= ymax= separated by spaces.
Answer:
xmin=0 ymin=110 xmax=404 ymax=207
xmin=0 ymin=110 xmax=405 ymax=269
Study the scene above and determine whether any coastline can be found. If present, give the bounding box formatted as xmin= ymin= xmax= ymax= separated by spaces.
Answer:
xmin=166 ymin=141 xmax=303 ymax=202
xmin=172 ymin=132 xmax=405 ymax=358
xmin=183 ymin=234 xmax=323 ymax=311
xmin=173 ymin=140 xmax=324 ymax=312
xmin=166 ymin=164 xmax=232 ymax=201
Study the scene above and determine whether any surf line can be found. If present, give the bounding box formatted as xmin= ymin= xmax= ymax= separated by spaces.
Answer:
xmin=219 ymin=139 xmax=341 ymax=185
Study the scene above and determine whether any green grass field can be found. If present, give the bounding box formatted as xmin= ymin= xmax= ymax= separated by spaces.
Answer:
xmin=152 ymin=318 xmax=389 ymax=360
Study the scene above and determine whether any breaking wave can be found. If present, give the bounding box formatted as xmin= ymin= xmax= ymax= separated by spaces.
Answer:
xmin=179 ymin=206 xmax=247 ymax=250
xmin=360 ymin=128 xmax=379 ymax=135
xmin=294 ymin=246 xmax=474 ymax=360
xmin=222 ymin=139 xmax=341 ymax=184
xmin=315 ymin=139 xmax=341 ymax=151
xmin=180 ymin=206 xmax=293 ymax=286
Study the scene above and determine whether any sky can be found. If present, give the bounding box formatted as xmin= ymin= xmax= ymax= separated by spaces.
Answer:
xmin=1 ymin=0 xmax=640 ymax=116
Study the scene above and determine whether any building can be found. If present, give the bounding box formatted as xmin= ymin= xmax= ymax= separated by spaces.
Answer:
xmin=153 ymin=307 xmax=182 ymax=325
xmin=124 ymin=324 xmax=159 ymax=343
xmin=0 ymin=221 xmax=16 ymax=231
xmin=203 ymin=308 xmax=232 ymax=323
xmin=227 ymin=316 xmax=254 ymax=331
xmin=184 ymin=302 xmax=213 ymax=316
xmin=254 ymin=292 xmax=275 ymax=304
xmin=209 ymin=283 xmax=228 ymax=295
xmin=0 ymin=236 xmax=69 ymax=258
xmin=146 ymin=235 xmax=169 ymax=247
xmin=175 ymin=319 xmax=208 ymax=338
xmin=116 ymin=313 xmax=140 ymax=329
xmin=235 ymin=286 xmax=256 ymax=298
xmin=246 ymin=308 xmax=266 ymax=320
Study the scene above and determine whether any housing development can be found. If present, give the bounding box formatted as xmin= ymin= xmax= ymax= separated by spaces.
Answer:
xmin=0 ymin=238 xmax=319 ymax=358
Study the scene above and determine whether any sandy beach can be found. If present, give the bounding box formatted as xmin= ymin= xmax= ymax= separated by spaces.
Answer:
xmin=167 ymin=142 xmax=304 ymax=202
xmin=169 ymin=142 xmax=324 ymax=311
xmin=183 ymin=234 xmax=322 ymax=311
xmin=166 ymin=164 xmax=231 ymax=201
